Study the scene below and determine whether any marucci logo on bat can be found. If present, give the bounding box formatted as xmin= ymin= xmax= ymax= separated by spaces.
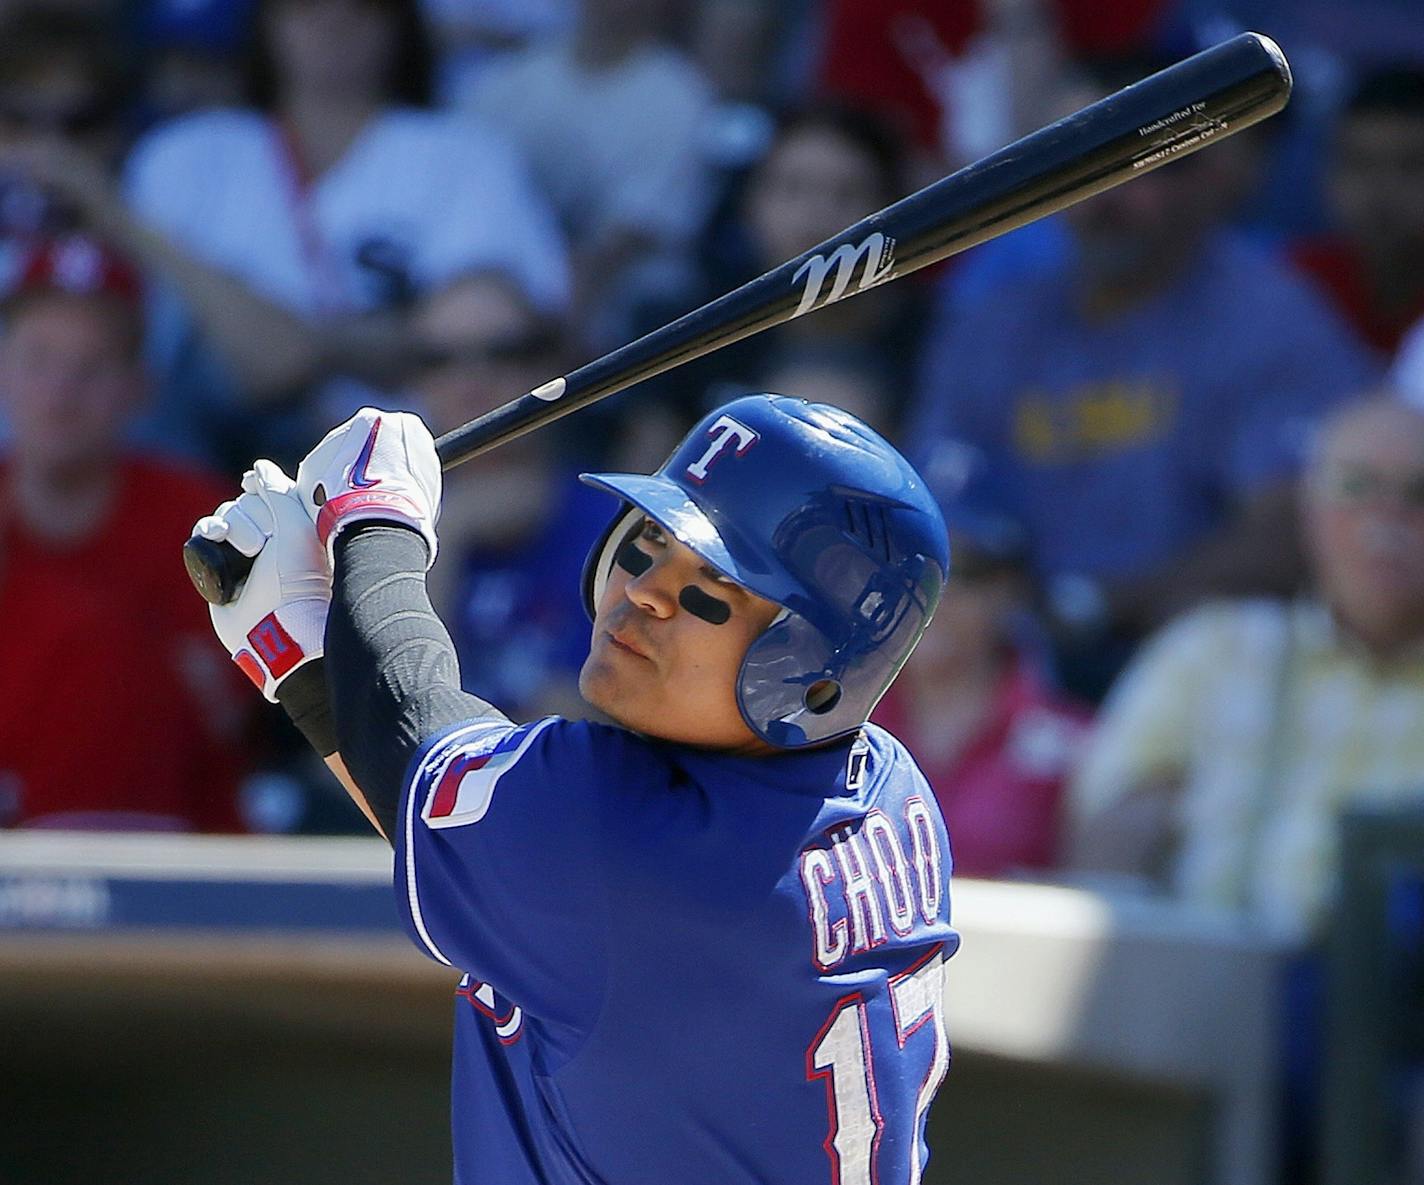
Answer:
xmin=791 ymin=232 xmax=897 ymax=319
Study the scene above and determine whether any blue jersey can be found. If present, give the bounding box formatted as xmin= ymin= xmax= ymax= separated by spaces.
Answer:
xmin=395 ymin=715 xmax=958 ymax=1185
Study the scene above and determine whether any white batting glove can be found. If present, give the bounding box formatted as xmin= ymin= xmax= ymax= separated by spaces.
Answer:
xmin=294 ymin=407 xmax=441 ymax=568
xmin=192 ymin=460 xmax=331 ymax=703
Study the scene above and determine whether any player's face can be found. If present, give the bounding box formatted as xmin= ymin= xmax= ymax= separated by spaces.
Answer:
xmin=580 ymin=517 xmax=782 ymax=753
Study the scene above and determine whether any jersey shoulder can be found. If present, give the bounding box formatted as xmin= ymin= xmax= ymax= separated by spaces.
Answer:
xmin=861 ymin=722 xmax=934 ymax=797
xmin=405 ymin=714 xmax=674 ymax=827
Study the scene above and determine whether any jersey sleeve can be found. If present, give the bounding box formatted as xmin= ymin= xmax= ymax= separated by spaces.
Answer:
xmin=393 ymin=714 xmax=662 ymax=1036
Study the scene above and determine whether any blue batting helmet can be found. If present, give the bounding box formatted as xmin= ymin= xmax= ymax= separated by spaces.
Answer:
xmin=580 ymin=394 xmax=949 ymax=749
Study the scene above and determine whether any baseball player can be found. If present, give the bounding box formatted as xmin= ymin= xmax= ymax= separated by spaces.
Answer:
xmin=192 ymin=393 xmax=957 ymax=1184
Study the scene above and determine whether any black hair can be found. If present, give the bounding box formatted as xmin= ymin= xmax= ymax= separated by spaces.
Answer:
xmin=241 ymin=0 xmax=434 ymax=111
xmin=1344 ymin=65 xmax=1424 ymax=120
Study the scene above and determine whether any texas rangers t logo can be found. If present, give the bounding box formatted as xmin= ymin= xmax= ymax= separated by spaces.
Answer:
xmin=686 ymin=415 xmax=759 ymax=484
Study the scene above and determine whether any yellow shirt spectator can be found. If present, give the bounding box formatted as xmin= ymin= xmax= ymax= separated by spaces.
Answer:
xmin=1070 ymin=596 xmax=1424 ymax=943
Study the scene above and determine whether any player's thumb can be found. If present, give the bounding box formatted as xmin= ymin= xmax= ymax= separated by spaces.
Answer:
xmin=243 ymin=458 xmax=296 ymax=498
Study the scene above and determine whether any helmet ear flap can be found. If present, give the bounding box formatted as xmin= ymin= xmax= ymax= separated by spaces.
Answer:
xmin=737 ymin=613 xmax=868 ymax=747
xmin=581 ymin=506 xmax=644 ymax=621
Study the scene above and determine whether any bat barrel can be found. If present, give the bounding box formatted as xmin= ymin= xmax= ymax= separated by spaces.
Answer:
xmin=187 ymin=32 xmax=1291 ymax=605
xmin=434 ymin=31 xmax=1290 ymax=470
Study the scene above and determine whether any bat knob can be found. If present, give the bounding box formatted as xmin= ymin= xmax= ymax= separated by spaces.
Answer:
xmin=183 ymin=535 xmax=253 ymax=606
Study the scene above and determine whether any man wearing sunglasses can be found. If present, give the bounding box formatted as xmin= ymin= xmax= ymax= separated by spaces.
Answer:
xmin=1067 ymin=394 xmax=1424 ymax=945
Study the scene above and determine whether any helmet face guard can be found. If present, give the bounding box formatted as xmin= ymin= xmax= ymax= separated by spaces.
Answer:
xmin=580 ymin=395 xmax=949 ymax=749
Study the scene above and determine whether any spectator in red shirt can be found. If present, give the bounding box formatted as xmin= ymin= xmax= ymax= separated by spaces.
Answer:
xmin=871 ymin=442 xmax=1090 ymax=879
xmin=1291 ymin=66 xmax=1424 ymax=359
xmin=815 ymin=0 xmax=1172 ymax=166
xmin=0 ymin=235 xmax=250 ymax=831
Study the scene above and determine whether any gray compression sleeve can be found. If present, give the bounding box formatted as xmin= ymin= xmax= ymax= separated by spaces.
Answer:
xmin=326 ymin=523 xmax=507 ymax=842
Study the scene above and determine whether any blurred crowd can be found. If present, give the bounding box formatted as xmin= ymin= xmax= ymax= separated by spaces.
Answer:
xmin=3 ymin=0 xmax=1424 ymax=1177
xmin=2 ymin=0 xmax=1424 ymax=896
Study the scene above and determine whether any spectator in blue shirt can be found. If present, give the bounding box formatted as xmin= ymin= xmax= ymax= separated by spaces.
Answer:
xmin=909 ymin=54 xmax=1381 ymax=697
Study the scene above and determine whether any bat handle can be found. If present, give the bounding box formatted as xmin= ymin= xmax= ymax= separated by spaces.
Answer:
xmin=183 ymin=534 xmax=253 ymax=606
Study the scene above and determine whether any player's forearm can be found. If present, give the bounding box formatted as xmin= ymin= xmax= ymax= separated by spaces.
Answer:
xmin=275 ymin=662 xmax=390 ymax=842
xmin=324 ymin=753 xmax=389 ymax=842
xmin=325 ymin=524 xmax=508 ymax=837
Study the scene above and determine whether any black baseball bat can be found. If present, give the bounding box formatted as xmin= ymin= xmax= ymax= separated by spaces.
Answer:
xmin=185 ymin=31 xmax=1291 ymax=605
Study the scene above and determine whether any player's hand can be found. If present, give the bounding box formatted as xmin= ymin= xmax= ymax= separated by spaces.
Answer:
xmin=192 ymin=460 xmax=331 ymax=703
xmin=294 ymin=407 xmax=442 ymax=568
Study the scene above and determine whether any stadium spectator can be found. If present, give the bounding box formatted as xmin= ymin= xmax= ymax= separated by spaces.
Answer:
xmin=1290 ymin=65 xmax=1424 ymax=359
xmin=631 ymin=102 xmax=925 ymax=437
xmin=873 ymin=441 xmax=1090 ymax=879
xmin=814 ymin=0 xmax=1173 ymax=168
xmin=417 ymin=0 xmax=574 ymax=103
xmin=0 ymin=236 xmax=250 ymax=831
xmin=0 ymin=8 xmax=131 ymax=284
xmin=455 ymin=0 xmax=714 ymax=339
xmin=684 ymin=0 xmax=794 ymax=206
xmin=689 ymin=0 xmax=794 ymax=111
xmin=1066 ymin=395 xmax=1424 ymax=945
xmin=908 ymin=56 xmax=1381 ymax=698
xmin=0 ymin=0 xmax=567 ymax=469
xmin=406 ymin=268 xmax=605 ymax=719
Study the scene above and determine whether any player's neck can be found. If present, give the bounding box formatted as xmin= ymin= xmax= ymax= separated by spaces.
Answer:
xmin=9 ymin=456 xmax=119 ymax=545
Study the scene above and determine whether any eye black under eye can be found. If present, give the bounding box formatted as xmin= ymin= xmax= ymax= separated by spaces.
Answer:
xmin=679 ymin=584 xmax=731 ymax=625
xmin=615 ymin=536 xmax=652 ymax=577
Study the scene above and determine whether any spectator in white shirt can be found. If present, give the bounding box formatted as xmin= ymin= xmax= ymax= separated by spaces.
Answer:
xmin=457 ymin=0 xmax=714 ymax=339
xmin=0 ymin=0 xmax=568 ymax=466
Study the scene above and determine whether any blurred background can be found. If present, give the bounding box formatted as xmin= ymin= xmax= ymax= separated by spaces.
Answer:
xmin=2 ymin=0 xmax=1424 ymax=1182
